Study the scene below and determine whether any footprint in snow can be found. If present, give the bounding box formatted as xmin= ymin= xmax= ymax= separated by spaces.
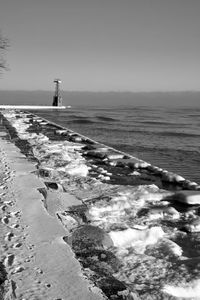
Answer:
xmin=4 ymin=254 xmax=15 ymax=267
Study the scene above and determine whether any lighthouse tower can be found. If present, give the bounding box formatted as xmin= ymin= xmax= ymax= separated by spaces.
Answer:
xmin=52 ymin=79 xmax=63 ymax=106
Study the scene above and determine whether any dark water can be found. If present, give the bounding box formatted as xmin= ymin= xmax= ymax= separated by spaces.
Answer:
xmin=33 ymin=105 xmax=200 ymax=184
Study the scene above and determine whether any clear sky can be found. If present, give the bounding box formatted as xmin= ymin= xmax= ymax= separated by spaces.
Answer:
xmin=0 ymin=0 xmax=200 ymax=91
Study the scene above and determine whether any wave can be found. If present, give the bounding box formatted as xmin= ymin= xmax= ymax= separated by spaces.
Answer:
xmin=138 ymin=120 xmax=186 ymax=126
xmin=94 ymin=127 xmax=197 ymax=137
xmin=158 ymin=131 xmax=200 ymax=138
xmin=96 ymin=116 xmax=117 ymax=122
xmin=66 ymin=114 xmax=91 ymax=119
xmin=67 ymin=119 xmax=95 ymax=125
xmin=113 ymin=143 xmax=200 ymax=156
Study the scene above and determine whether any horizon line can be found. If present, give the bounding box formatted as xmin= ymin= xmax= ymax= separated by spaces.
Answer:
xmin=1 ymin=89 xmax=200 ymax=93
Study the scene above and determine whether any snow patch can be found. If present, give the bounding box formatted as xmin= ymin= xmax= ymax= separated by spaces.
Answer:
xmin=163 ymin=279 xmax=200 ymax=298
xmin=109 ymin=226 xmax=165 ymax=249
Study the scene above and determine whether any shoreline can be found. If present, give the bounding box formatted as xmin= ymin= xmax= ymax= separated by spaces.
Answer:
xmin=0 ymin=112 xmax=103 ymax=299
xmin=0 ymin=109 xmax=200 ymax=299
xmin=0 ymin=105 xmax=66 ymax=110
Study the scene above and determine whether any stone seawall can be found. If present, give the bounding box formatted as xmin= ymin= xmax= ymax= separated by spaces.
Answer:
xmin=0 ymin=109 xmax=200 ymax=299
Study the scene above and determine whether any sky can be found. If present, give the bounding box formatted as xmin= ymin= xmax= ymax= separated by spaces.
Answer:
xmin=0 ymin=0 xmax=200 ymax=91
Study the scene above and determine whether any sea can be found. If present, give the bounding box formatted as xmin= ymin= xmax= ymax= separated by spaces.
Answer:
xmin=34 ymin=104 xmax=200 ymax=184
xmin=1 ymin=91 xmax=200 ymax=184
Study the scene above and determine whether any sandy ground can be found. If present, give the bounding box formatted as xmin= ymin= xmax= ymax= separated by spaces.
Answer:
xmin=0 ymin=131 xmax=104 ymax=299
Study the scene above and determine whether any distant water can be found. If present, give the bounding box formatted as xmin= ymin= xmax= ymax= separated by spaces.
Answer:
xmin=33 ymin=104 xmax=200 ymax=184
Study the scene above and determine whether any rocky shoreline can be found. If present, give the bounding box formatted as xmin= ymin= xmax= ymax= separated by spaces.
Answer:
xmin=0 ymin=109 xmax=200 ymax=299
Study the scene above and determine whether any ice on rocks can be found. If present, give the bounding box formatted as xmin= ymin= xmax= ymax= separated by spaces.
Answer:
xmin=115 ymin=158 xmax=150 ymax=169
xmin=142 ymin=206 xmax=180 ymax=221
xmin=162 ymin=171 xmax=185 ymax=183
xmin=173 ymin=190 xmax=200 ymax=205
xmin=163 ymin=279 xmax=200 ymax=298
xmin=64 ymin=163 xmax=89 ymax=177
xmin=183 ymin=217 xmax=200 ymax=232
xmin=146 ymin=238 xmax=183 ymax=258
xmin=88 ymin=184 xmax=171 ymax=230
xmin=109 ymin=226 xmax=165 ymax=249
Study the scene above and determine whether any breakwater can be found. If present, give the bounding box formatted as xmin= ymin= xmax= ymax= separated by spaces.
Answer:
xmin=1 ymin=109 xmax=200 ymax=299
xmin=34 ymin=105 xmax=200 ymax=184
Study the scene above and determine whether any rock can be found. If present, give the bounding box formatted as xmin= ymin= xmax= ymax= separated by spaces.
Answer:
xmin=175 ymin=174 xmax=186 ymax=182
xmin=147 ymin=165 xmax=159 ymax=172
xmin=97 ymin=167 xmax=107 ymax=174
xmin=188 ymin=181 xmax=198 ymax=189
xmin=116 ymin=158 xmax=149 ymax=169
xmin=38 ymin=167 xmax=54 ymax=177
xmin=70 ymin=135 xmax=83 ymax=142
xmin=129 ymin=171 xmax=141 ymax=176
xmin=85 ymin=150 xmax=106 ymax=159
xmin=164 ymin=239 xmax=183 ymax=257
xmin=106 ymin=153 xmax=124 ymax=160
xmin=116 ymin=158 xmax=139 ymax=167
xmin=106 ymin=172 xmax=112 ymax=176
xmin=103 ymin=176 xmax=110 ymax=181
xmin=183 ymin=217 xmax=200 ymax=232
xmin=144 ymin=207 xmax=180 ymax=220
xmin=107 ymin=160 xmax=118 ymax=166
xmin=76 ymin=248 xmax=121 ymax=273
xmin=147 ymin=165 xmax=164 ymax=175
xmin=65 ymin=225 xmax=113 ymax=251
xmin=194 ymin=185 xmax=200 ymax=191
xmin=55 ymin=129 xmax=69 ymax=136
xmin=67 ymin=132 xmax=76 ymax=137
xmin=96 ymin=276 xmax=130 ymax=299
xmin=163 ymin=207 xmax=180 ymax=219
xmin=131 ymin=161 xmax=150 ymax=169
xmin=146 ymin=239 xmax=183 ymax=258
xmin=83 ymin=144 xmax=109 ymax=152
xmin=85 ymin=138 xmax=95 ymax=144
xmin=162 ymin=172 xmax=185 ymax=183
xmin=182 ymin=180 xmax=198 ymax=190
xmin=173 ymin=190 xmax=200 ymax=205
